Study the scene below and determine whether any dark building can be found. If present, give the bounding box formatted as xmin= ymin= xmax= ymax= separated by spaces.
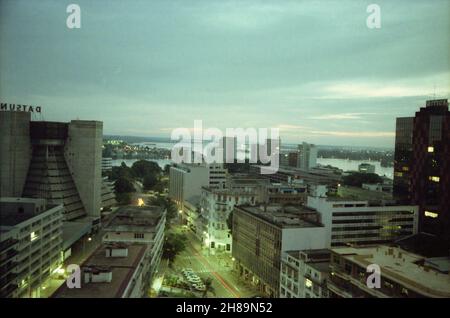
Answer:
xmin=393 ymin=99 xmax=450 ymax=240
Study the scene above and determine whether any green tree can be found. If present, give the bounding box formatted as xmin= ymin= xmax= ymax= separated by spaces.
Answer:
xmin=202 ymin=278 xmax=215 ymax=298
xmin=114 ymin=177 xmax=135 ymax=205
xmin=162 ymin=233 xmax=187 ymax=267
xmin=110 ymin=162 xmax=134 ymax=181
xmin=131 ymin=160 xmax=161 ymax=179
xmin=148 ymin=195 xmax=177 ymax=224
xmin=342 ymin=172 xmax=383 ymax=187
xmin=143 ymin=173 xmax=158 ymax=190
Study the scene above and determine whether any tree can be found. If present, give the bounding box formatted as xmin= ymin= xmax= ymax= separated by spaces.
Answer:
xmin=114 ymin=177 xmax=135 ymax=205
xmin=131 ymin=160 xmax=161 ymax=179
xmin=342 ymin=172 xmax=383 ymax=187
xmin=143 ymin=173 xmax=158 ymax=191
xmin=148 ymin=195 xmax=177 ymax=224
xmin=202 ymin=278 xmax=215 ymax=298
xmin=114 ymin=177 xmax=135 ymax=193
xmin=110 ymin=162 xmax=133 ymax=181
xmin=162 ymin=233 xmax=187 ymax=267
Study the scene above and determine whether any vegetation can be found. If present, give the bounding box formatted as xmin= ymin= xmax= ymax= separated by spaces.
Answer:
xmin=342 ymin=172 xmax=383 ymax=187
xmin=148 ymin=195 xmax=178 ymax=224
xmin=110 ymin=162 xmax=134 ymax=181
xmin=131 ymin=160 xmax=162 ymax=179
xmin=143 ymin=173 xmax=158 ymax=190
xmin=202 ymin=278 xmax=215 ymax=298
xmin=114 ymin=176 xmax=135 ymax=205
xmin=162 ymin=232 xmax=187 ymax=267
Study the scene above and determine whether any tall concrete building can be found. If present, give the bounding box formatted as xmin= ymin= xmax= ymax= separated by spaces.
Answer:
xmin=393 ymin=99 xmax=450 ymax=240
xmin=0 ymin=110 xmax=103 ymax=223
xmin=297 ymin=142 xmax=317 ymax=170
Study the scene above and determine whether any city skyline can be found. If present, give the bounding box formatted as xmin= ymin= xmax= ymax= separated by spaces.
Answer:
xmin=1 ymin=0 xmax=449 ymax=147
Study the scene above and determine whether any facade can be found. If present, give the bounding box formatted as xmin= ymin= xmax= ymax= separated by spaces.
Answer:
xmin=200 ymin=176 xmax=308 ymax=254
xmin=102 ymin=205 xmax=166 ymax=293
xmin=0 ymin=110 xmax=103 ymax=223
xmin=53 ymin=243 xmax=149 ymax=298
xmin=0 ymin=198 xmax=63 ymax=298
xmin=358 ymin=163 xmax=375 ymax=174
xmin=328 ymin=245 xmax=450 ymax=298
xmin=280 ymin=249 xmax=331 ymax=298
xmin=307 ymin=196 xmax=418 ymax=248
xmin=393 ymin=99 xmax=450 ymax=240
xmin=169 ymin=163 xmax=227 ymax=210
xmin=232 ymin=205 xmax=326 ymax=297
xmin=101 ymin=157 xmax=113 ymax=174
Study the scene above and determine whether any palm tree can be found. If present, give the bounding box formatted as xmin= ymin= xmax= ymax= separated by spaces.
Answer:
xmin=202 ymin=278 xmax=215 ymax=298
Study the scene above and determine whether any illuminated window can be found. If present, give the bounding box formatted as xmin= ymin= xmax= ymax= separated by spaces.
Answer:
xmin=394 ymin=172 xmax=403 ymax=177
xmin=30 ymin=231 xmax=38 ymax=242
xmin=427 ymin=146 xmax=434 ymax=153
xmin=402 ymin=166 xmax=409 ymax=172
xmin=424 ymin=211 xmax=438 ymax=218
xmin=429 ymin=176 xmax=440 ymax=182
xmin=305 ymin=278 xmax=313 ymax=289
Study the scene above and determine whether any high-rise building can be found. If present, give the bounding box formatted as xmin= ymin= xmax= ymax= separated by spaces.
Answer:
xmin=297 ymin=142 xmax=317 ymax=170
xmin=0 ymin=198 xmax=63 ymax=298
xmin=393 ymin=99 xmax=450 ymax=240
xmin=0 ymin=110 xmax=103 ymax=223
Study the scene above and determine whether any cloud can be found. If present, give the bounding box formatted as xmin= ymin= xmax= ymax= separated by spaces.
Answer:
xmin=309 ymin=113 xmax=376 ymax=120
xmin=310 ymin=130 xmax=395 ymax=138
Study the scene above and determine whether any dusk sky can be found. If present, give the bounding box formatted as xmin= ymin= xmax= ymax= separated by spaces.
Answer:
xmin=1 ymin=0 xmax=449 ymax=148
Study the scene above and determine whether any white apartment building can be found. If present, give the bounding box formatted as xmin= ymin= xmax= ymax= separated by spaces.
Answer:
xmin=0 ymin=198 xmax=63 ymax=298
xmin=280 ymin=249 xmax=330 ymax=298
xmin=307 ymin=195 xmax=419 ymax=247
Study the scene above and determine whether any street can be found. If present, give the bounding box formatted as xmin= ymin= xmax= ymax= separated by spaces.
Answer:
xmin=159 ymin=227 xmax=260 ymax=298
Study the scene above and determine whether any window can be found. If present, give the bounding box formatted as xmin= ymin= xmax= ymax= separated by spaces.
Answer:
xmin=427 ymin=146 xmax=434 ymax=153
xmin=424 ymin=211 xmax=438 ymax=218
xmin=134 ymin=233 xmax=144 ymax=239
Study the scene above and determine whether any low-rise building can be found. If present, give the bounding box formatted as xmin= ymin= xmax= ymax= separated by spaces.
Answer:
xmin=232 ymin=204 xmax=326 ymax=297
xmin=328 ymin=245 xmax=450 ymax=298
xmin=53 ymin=243 xmax=149 ymax=298
xmin=358 ymin=163 xmax=376 ymax=174
xmin=102 ymin=205 xmax=166 ymax=294
xmin=0 ymin=197 xmax=63 ymax=298
xmin=280 ymin=249 xmax=331 ymax=298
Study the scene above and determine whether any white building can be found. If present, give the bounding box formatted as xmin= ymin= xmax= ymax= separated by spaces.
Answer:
xmin=169 ymin=163 xmax=227 ymax=210
xmin=297 ymin=142 xmax=317 ymax=170
xmin=307 ymin=195 xmax=419 ymax=248
xmin=280 ymin=249 xmax=331 ymax=298
xmin=101 ymin=157 xmax=113 ymax=174
xmin=0 ymin=198 xmax=64 ymax=298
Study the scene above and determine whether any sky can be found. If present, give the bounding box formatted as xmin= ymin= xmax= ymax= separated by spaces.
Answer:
xmin=1 ymin=0 xmax=449 ymax=148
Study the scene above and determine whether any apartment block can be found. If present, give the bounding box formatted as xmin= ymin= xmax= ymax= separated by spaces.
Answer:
xmin=280 ymin=249 xmax=331 ymax=298
xmin=0 ymin=198 xmax=63 ymax=298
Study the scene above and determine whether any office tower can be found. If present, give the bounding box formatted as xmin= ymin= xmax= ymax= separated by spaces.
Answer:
xmin=307 ymin=196 xmax=418 ymax=247
xmin=393 ymin=99 xmax=450 ymax=239
xmin=297 ymin=142 xmax=318 ymax=170
xmin=0 ymin=198 xmax=63 ymax=298
xmin=232 ymin=205 xmax=326 ymax=297
xmin=0 ymin=110 xmax=103 ymax=223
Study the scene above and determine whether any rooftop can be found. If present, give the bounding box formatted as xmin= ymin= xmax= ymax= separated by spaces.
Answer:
xmin=236 ymin=204 xmax=323 ymax=228
xmin=53 ymin=244 xmax=147 ymax=298
xmin=327 ymin=186 xmax=393 ymax=202
xmin=0 ymin=197 xmax=59 ymax=227
xmin=104 ymin=205 xmax=165 ymax=233
xmin=332 ymin=245 xmax=450 ymax=298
